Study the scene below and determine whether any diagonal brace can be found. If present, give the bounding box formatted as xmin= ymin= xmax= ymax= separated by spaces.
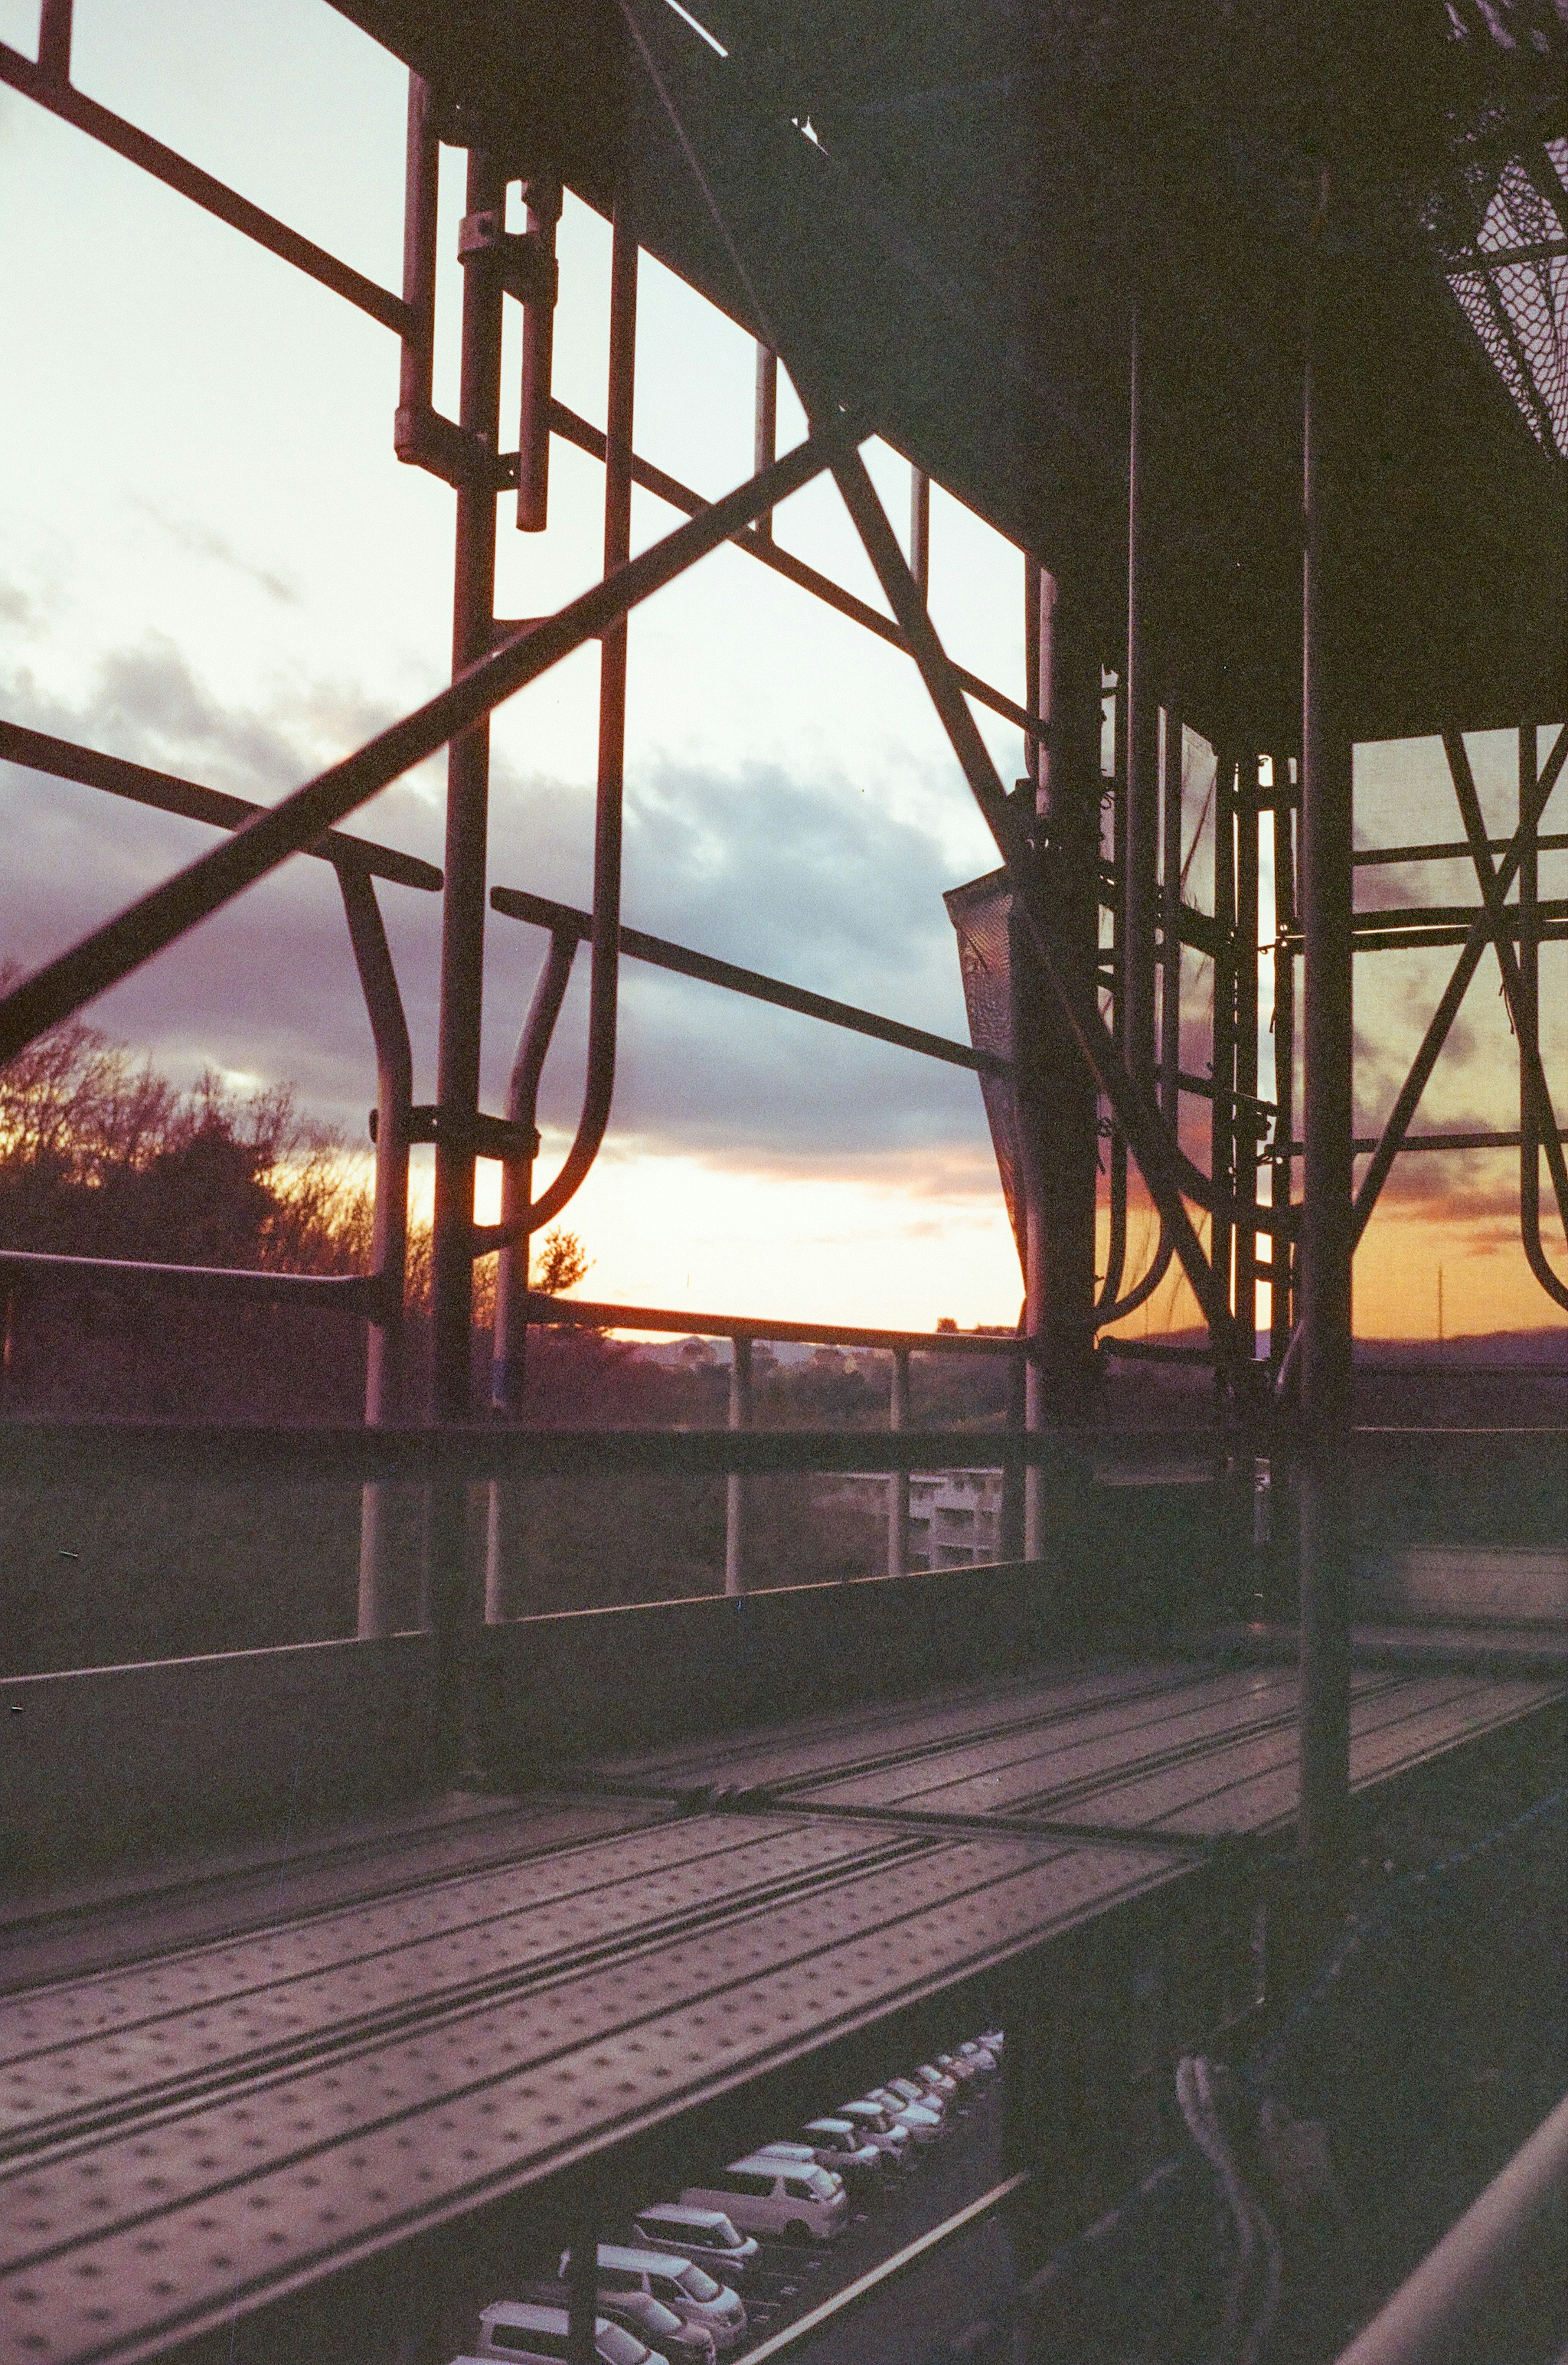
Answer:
xmin=829 ymin=448 xmax=1242 ymax=1379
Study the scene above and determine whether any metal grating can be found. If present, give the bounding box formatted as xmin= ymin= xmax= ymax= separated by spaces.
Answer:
xmin=0 ymin=1808 xmax=1187 ymax=2365
xmin=610 ymin=1662 xmax=1567 ymax=1839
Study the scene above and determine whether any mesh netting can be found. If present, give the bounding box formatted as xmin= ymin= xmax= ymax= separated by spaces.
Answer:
xmin=944 ymin=869 xmax=1025 ymax=1270
xmin=1441 ymin=138 xmax=1568 ymax=455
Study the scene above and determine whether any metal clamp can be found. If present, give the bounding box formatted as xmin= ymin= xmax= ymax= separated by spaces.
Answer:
xmin=457 ymin=209 xmax=559 ymax=309
xmin=405 ymin=1104 xmax=540 ymax=1160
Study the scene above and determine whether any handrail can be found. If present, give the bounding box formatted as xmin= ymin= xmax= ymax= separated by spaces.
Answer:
xmin=491 ymin=884 xmax=1006 ymax=1078
xmin=0 ymin=719 xmax=443 ymax=892
xmin=523 ymin=1290 xmax=1025 ymax=1354
xmin=1333 ymin=2089 xmax=1568 ymax=2365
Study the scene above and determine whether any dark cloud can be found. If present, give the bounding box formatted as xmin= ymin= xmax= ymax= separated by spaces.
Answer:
xmin=0 ymin=641 xmax=998 ymax=1178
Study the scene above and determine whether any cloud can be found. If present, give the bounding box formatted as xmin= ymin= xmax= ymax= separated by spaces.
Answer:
xmin=0 ymin=641 xmax=1001 ymax=1180
xmin=129 ymin=505 xmax=301 ymax=606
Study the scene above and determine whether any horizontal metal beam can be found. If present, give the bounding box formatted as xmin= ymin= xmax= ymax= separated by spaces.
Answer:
xmin=0 ymin=718 xmax=443 ymax=892
xmin=547 ymin=399 xmax=1041 ymax=740
xmin=0 ymin=1419 xmax=1185 ymax=1488
xmin=0 ymin=1247 xmax=388 ymax=1313
xmin=491 ymin=883 xmax=1006 ymax=1077
xmin=0 ymin=39 xmax=412 ymax=335
xmin=1353 ymin=832 xmax=1568 ymax=868
xmin=523 ymin=1289 xmax=1024 ymax=1354
xmin=0 ymin=413 xmax=861 ymax=1064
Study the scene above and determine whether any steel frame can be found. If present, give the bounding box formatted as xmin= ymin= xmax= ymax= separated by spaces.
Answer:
xmin=0 ymin=4 xmax=1563 ymax=1873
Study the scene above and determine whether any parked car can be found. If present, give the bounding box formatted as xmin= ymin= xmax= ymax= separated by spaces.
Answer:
xmin=834 ymin=2098 xmax=913 ymax=2159
xmin=798 ymin=2120 xmax=890 ymax=2181
xmin=519 ymin=2285 xmax=713 ymax=2365
xmin=912 ymin=2062 xmax=961 ymax=2101
xmin=866 ymin=2086 xmax=944 ymax=2142
xmin=472 ymin=2299 xmax=662 ymax=2365
xmin=934 ymin=2049 xmax=981 ymax=2082
xmin=629 ymin=2205 xmax=761 ymax=2281
xmin=882 ymin=2073 xmax=948 ymax=2121
xmin=681 ymin=2155 xmax=849 ymax=2243
xmin=558 ymin=2245 xmax=746 ymax=2352
xmin=980 ymin=2029 xmax=1005 ymax=2055
xmin=955 ymin=2040 xmax=998 ymax=2072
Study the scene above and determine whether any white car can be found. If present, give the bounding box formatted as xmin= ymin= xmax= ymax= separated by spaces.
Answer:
xmin=681 ymin=2155 xmax=849 ymax=2243
xmin=799 ymin=2120 xmax=890 ymax=2181
xmin=935 ymin=2050 xmax=982 ymax=2082
xmin=471 ymin=2300 xmax=663 ymax=2365
xmin=835 ymin=2098 xmax=913 ymax=2159
xmin=883 ymin=2074 xmax=948 ymax=2122
xmin=956 ymin=2040 xmax=999 ymax=2072
xmin=912 ymin=2062 xmax=962 ymax=2102
xmin=867 ymin=2085 xmax=944 ymax=2142
xmin=560 ymin=2245 xmax=747 ymax=2352
xmin=629 ymin=2207 xmax=760 ymax=2281
xmin=520 ymin=2283 xmax=713 ymax=2365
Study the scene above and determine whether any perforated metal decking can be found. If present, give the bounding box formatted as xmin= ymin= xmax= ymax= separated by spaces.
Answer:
xmin=1 ymin=1659 xmax=1559 ymax=2365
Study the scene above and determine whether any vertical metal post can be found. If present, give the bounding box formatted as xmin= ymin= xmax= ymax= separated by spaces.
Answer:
xmin=426 ymin=147 xmax=506 ymax=1776
xmin=566 ymin=2207 xmax=600 ymax=2365
xmin=887 ymin=1348 xmax=911 ymax=1577
xmin=430 ymin=146 xmax=507 ymax=1423
xmin=37 ymin=0 xmax=73 ymax=85
xmin=910 ymin=468 xmax=931 ymax=603
xmin=1001 ymin=1342 xmax=1027 ymax=1561
xmin=754 ymin=345 xmax=777 ymax=541
xmin=1235 ymin=756 xmax=1261 ymax=1352
xmin=1018 ymin=569 xmax=1101 ymax=1559
xmin=339 ymin=870 xmax=413 ymax=1641
xmin=1519 ymin=721 xmax=1541 ymax=1243
xmin=1210 ymin=746 xmax=1237 ymax=1358
xmin=1160 ymin=703 xmax=1184 ymax=1124
xmin=1297 ymin=181 xmax=1355 ymax=1868
xmin=725 ymin=1335 xmax=753 ymax=1596
xmin=1271 ymin=777 xmax=1297 ymax=1366
xmin=517 ymin=175 xmax=562 ymax=532
xmin=396 ymin=76 xmax=438 ymax=437
xmin=1124 ymin=307 xmax=1159 ymax=1089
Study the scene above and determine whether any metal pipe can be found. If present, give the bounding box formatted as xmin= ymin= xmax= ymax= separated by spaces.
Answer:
xmin=0 ymin=717 xmax=442 ymax=891
xmin=754 ymin=344 xmax=777 ymax=541
xmin=1161 ymin=704 xmax=1184 ymax=1123
xmin=517 ymin=174 xmax=561 ymax=530
xmin=1443 ymin=728 xmax=1568 ymax=1247
xmin=492 ymin=882 xmax=1006 ymax=1076
xmin=1348 ymin=724 xmax=1567 ymax=1248
xmin=1235 ymin=755 xmax=1262 ymax=1351
xmin=519 ymin=1292 xmax=1024 ymax=1355
xmin=1515 ymin=722 xmax=1568 ymax=1312
xmin=396 ymin=74 xmax=437 ymax=426
xmin=1210 ymin=745 xmax=1238 ymax=1359
xmin=0 ymin=1248 xmax=381 ymax=1308
xmin=566 ymin=2209 xmax=601 ymax=2365
xmin=0 ymin=403 xmax=865 ymax=1066
xmin=0 ymin=38 xmax=411 ymax=335
xmin=725 ymin=1334 xmax=753 ymax=1596
xmin=546 ymin=397 xmax=1041 ymax=737
xmin=490 ymin=930 xmax=579 ymax=1414
xmin=829 ymin=446 xmax=1243 ymax=1374
xmin=1332 ymin=2089 xmax=1568 ymax=2365
xmin=430 ymin=149 xmax=507 ymax=1423
xmin=521 ymin=207 xmax=638 ymax=1243
xmin=1297 ymin=200 xmax=1356 ymax=1870
xmin=1271 ymin=773 xmax=1298 ymax=1367
xmin=339 ymin=869 xmax=414 ymax=1642
xmin=36 ymin=0 xmax=72 ymax=85
xmin=910 ymin=467 xmax=930 ymax=602
xmin=887 ymin=1348 xmax=911 ymax=1576
xmin=1124 ymin=307 xmax=1159 ymax=1089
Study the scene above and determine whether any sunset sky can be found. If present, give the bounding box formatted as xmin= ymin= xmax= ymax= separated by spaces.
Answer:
xmin=0 ymin=0 xmax=1563 ymax=1341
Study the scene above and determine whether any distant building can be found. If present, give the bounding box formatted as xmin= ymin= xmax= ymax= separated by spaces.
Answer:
xmin=822 ymin=1468 xmax=1004 ymax=1571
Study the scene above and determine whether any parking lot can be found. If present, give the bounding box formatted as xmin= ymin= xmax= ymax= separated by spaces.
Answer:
xmin=450 ymin=2039 xmax=1014 ymax=2365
